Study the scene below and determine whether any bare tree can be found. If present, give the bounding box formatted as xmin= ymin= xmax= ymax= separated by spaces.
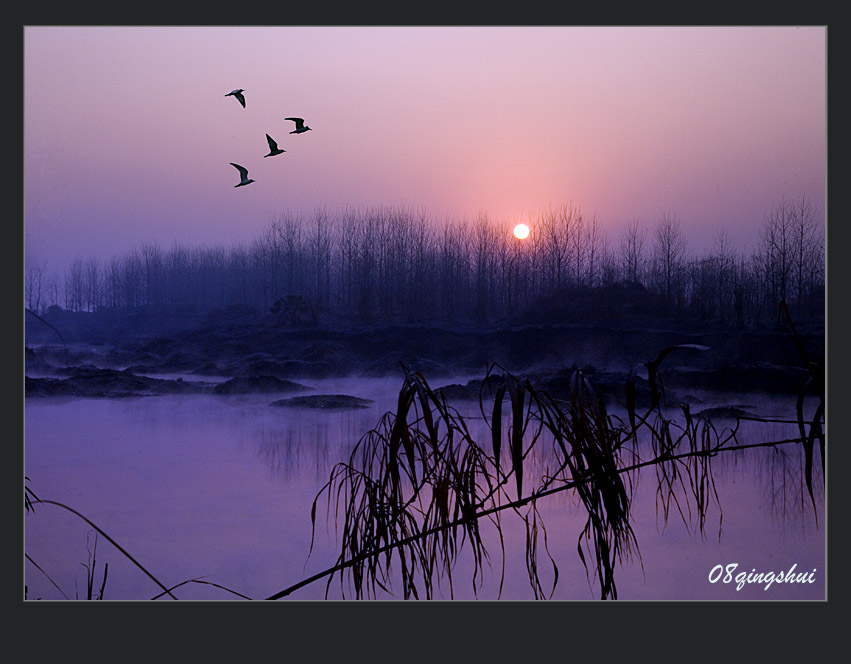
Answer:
xmin=471 ymin=213 xmax=497 ymax=322
xmin=436 ymin=217 xmax=470 ymax=323
xmin=652 ymin=212 xmax=687 ymax=310
xmin=758 ymin=198 xmax=794 ymax=309
xmin=711 ymin=228 xmax=739 ymax=324
xmin=25 ymin=260 xmax=48 ymax=314
xmin=83 ymin=257 xmax=102 ymax=312
xmin=583 ymin=213 xmax=607 ymax=287
xmin=139 ymin=243 xmax=163 ymax=307
xmin=619 ymin=219 xmax=646 ymax=284
xmin=789 ymin=195 xmax=824 ymax=317
xmin=273 ymin=211 xmax=306 ymax=302
xmin=536 ymin=204 xmax=570 ymax=290
xmin=64 ymin=258 xmax=85 ymax=312
xmin=404 ymin=208 xmax=436 ymax=322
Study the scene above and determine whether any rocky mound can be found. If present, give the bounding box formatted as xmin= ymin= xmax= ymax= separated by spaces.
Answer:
xmin=25 ymin=368 xmax=208 ymax=398
xmin=25 ymin=367 xmax=312 ymax=399
xmin=270 ymin=394 xmax=374 ymax=410
xmin=212 ymin=375 xmax=310 ymax=395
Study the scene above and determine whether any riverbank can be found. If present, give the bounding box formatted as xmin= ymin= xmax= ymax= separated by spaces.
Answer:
xmin=25 ymin=308 xmax=822 ymax=404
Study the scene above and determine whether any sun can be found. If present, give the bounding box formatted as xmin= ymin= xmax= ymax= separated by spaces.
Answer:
xmin=513 ymin=223 xmax=530 ymax=240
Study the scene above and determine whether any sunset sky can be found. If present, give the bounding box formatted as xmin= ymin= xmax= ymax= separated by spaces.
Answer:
xmin=24 ymin=26 xmax=826 ymax=276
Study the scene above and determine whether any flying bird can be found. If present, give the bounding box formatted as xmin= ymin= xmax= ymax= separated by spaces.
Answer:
xmin=264 ymin=134 xmax=286 ymax=157
xmin=284 ymin=117 xmax=312 ymax=134
xmin=230 ymin=163 xmax=255 ymax=187
xmin=225 ymin=89 xmax=246 ymax=108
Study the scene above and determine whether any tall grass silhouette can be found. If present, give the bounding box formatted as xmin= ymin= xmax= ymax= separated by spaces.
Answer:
xmin=265 ymin=305 xmax=823 ymax=600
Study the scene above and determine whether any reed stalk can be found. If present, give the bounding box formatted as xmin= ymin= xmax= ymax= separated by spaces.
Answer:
xmin=274 ymin=328 xmax=823 ymax=600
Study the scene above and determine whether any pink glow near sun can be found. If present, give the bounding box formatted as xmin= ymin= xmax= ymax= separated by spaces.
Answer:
xmin=23 ymin=26 xmax=825 ymax=276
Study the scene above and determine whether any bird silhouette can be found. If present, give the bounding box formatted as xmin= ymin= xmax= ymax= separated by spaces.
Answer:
xmin=225 ymin=89 xmax=246 ymax=108
xmin=230 ymin=163 xmax=255 ymax=187
xmin=264 ymin=134 xmax=286 ymax=157
xmin=285 ymin=117 xmax=311 ymax=134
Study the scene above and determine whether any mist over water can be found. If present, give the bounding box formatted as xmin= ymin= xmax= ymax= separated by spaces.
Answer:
xmin=24 ymin=378 xmax=824 ymax=601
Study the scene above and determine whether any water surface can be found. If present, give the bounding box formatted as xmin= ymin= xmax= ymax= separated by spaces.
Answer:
xmin=24 ymin=376 xmax=825 ymax=600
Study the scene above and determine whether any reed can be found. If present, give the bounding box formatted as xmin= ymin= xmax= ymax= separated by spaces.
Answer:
xmin=273 ymin=324 xmax=824 ymax=600
xmin=80 ymin=532 xmax=108 ymax=600
xmin=777 ymin=299 xmax=825 ymax=517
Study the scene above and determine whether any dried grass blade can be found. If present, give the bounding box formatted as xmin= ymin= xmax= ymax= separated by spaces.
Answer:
xmin=491 ymin=382 xmax=507 ymax=469
xmin=390 ymin=382 xmax=417 ymax=481
xmin=507 ymin=377 xmax=526 ymax=500
xmin=414 ymin=377 xmax=439 ymax=452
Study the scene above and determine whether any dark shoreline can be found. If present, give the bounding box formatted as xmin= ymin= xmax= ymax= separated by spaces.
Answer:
xmin=25 ymin=309 xmax=823 ymax=404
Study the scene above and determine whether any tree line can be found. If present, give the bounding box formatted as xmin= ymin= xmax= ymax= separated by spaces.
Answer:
xmin=25 ymin=196 xmax=824 ymax=329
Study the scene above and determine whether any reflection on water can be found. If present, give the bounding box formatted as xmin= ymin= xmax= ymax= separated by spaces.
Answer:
xmin=24 ymin=377 xmax=825 ymax=600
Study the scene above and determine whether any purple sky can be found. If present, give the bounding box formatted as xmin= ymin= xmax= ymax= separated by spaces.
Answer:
xmin=24 ymin=26 xmax=826 ymax=276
